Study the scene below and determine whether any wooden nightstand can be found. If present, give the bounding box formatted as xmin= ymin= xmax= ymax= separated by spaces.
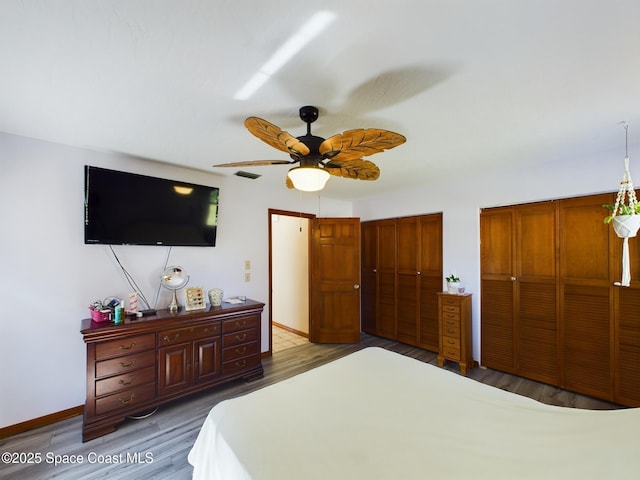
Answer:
xmin=437 ymin=292 xmax=473 ymax=375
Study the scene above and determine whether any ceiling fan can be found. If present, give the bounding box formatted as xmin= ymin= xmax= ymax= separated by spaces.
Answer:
xmin=213 ymin=106 xmax=406 ymax=191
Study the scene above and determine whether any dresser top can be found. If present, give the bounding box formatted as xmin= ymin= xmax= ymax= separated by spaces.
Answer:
xmin=81 ymin=298 xmax=264 ymax=336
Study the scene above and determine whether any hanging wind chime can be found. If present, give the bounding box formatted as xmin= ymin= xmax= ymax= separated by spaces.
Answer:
xmin=604 ymin=122 xmax=640 ymax=287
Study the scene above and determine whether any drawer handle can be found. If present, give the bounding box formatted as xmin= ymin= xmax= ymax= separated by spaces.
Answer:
xmin=204 ymin=328 xmax=210 ymax=334
xmin=235 ymin=346 xmax=247 ymax=354
xmin=235 ymin=333 xmax=247 ymax=341
xmin=445 ymin=321 xmax=456 ymax=326
xmin=163 ymin=334 xmax=180 ymax=342
xmin=235 ymin=359 xmax=247 ymax=368
xmin=119 ymin=360 xmax=136 ymax=368
xmin=446 ymin=329 xmax=456 ymax=335
xmin=118 ymin=377 xmax=135 ymax=386
xmin=119 ymin=342 xmax=137 ymax=350
xmin=119 ymin=394 xmax=135 ymax=404
xmin=235 ymin=320 xmax=247 ymax=328
xmin=447 ymin=339 xmax=456 ymax=345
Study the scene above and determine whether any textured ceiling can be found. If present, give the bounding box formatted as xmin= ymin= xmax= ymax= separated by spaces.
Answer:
xmin=1 ymin=0 xmax=640 ymax=200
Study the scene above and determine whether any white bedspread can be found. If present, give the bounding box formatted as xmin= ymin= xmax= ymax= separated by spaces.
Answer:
xmin=188 ymin=347 xmax=640 ymax=479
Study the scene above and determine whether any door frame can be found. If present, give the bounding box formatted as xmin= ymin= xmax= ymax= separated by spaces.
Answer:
xmin=267 ymin=208 xmax=316 ymax=355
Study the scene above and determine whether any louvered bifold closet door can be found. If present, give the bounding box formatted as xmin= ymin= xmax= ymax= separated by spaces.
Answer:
xmin=615 ymin=223 xmax=640 ymax=406
xmin=480 ymin=207 xmax=516 ymax=372
xmin=360 ymin=222 xmax=378 ymax=335
xmin=418 ymin=214 xmax=443 ymax=351
xmin=515 ymin=203 xmax=559 ymax=385
xmin=559 ymin=195 xmax=613 ymax=401
xmin=397 ymin=217 xmax=419 ymax=345
xmin=376 ymin=220 xmax=397 ymax=339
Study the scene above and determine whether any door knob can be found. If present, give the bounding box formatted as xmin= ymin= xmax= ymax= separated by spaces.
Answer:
xmin=354 ymin=284 xmax=360 ymax=290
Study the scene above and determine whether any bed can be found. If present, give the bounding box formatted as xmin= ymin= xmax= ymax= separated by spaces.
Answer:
xmin=188 ymin=347 xmax=639 ymax=479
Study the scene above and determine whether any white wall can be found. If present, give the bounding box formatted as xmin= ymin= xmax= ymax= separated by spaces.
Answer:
xmin=0 ymin=129 xmax=629 ymax=429
xmin=353 ymin=148 xmax=625 ymax=364
xmin=0 ymin=132 xmax=351 ymax=428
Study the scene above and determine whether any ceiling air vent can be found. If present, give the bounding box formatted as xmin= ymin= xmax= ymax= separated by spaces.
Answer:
xmin=234 ymin=170 xmax=261 ymax=180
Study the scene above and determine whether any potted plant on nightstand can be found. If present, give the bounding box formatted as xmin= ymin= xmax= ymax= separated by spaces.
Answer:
xmin=445 ymin=274 xmax=462 ymax=294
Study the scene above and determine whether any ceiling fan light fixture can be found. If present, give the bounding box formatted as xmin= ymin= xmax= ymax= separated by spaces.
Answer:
xmin=287 ymin=166 xmax=330 ymax=192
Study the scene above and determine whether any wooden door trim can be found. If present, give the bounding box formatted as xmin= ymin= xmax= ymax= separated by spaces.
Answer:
xmin=268 ymin=209 xmax=316 ymax=356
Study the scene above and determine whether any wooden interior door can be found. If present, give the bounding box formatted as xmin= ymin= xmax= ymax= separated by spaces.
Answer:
xmin=310 ymin=217 xmax=361 ymax=343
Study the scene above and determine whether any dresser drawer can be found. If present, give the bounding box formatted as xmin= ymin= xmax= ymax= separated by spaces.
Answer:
xmin=95 ymin=334 xmax=155 ymax=361
xmin=442 ymin=336 xmax=460 ymax=349
xmin=222 ymin=315 xmax=258 ymax=334
xmin=222 ymin=354 xmax=261 ymax=376
xmin=442 ymin=316 xmax=460 ymax=329
xmin=441 ymin=304 xmax=460 ymax=315
xmin=222 ymin=328 xmax=259 ymax=347
xmin=95 ymin=366 xmax=156 ymax=397
xmin=440 ymin=295 xmax=461 ymax=307
xmin=159 ymin=322 xmax=221 ymax=346
xmin=223 ymin=341 xmax=259 ymax=362
xmin=95 ymin=383 xmax=155 ymax=416
xmin=442 ymin=325 xmax=460 ymax=338
xmin=96 ymin=351 xmax=155 ymax=378
xmin=442 ymin=347 xmax=461 ymax=361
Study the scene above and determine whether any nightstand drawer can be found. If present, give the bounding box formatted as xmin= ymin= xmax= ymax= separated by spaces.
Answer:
xmin=96 ymin=351 xmax=155 ymax=378
xmin=95 ymin=366 xmax=156 ymax=397
xmin=95 ymin=334 xmax=155 ymax=360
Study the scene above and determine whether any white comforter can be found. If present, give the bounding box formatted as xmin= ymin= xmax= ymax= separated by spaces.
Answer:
xmin=188 ymin=347 xmax=640 ymax=479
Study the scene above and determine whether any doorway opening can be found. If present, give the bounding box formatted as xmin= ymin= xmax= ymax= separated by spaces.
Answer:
xmin=268 ymin=209 xmax=315 ymax=354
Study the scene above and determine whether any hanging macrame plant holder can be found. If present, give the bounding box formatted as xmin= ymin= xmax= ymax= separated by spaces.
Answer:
xmin=607 ymin=123 xmax=639 ymax=287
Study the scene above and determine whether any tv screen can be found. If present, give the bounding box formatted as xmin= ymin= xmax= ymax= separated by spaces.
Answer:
xmin=84 ymin=165 xmax=219 ymax=246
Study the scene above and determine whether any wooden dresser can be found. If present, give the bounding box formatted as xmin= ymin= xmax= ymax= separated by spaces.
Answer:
xmin=437 ymin=292 xmax=473 ymax=375
xmin=80 ymin=299 xmax=264 ymax=442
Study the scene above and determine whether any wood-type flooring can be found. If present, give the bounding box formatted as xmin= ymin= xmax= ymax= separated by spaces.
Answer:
xmin=0 ymin=334 xmax=622 ymax=479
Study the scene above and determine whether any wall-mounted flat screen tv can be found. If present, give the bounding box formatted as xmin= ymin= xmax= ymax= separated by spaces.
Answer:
xmin=84 ymin=165 xmax=219 ymax=246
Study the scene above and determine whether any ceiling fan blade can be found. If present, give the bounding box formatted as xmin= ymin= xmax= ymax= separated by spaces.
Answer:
xmin=319 ymin=128 xmax=406 ymax=162
xmin=285 ymin=175 xmax=295 ymax=189
xmin=213 ymin=160 xmax=293 ymax=167
xmin=324 ymin=159 xmax=380 ymax=181
xmin=245 ymin=117 xmax=310 ymax=157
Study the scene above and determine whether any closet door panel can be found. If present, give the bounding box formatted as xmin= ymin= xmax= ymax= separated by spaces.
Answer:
xmin=616 ymin=285 xmax=640 ymax=405
xmin=377 ymin=220 xmax=397 ymax=339
xmin=480 ymin=207 xmax=516 ymax=371
xmin=559 ymin=195 xmax=612 ymax=399
xmin=418 ymin=214 xmax=443 ymax=351
xmin=562 ymin=284 xmax=611 ymax=398
xmin=397 ymin=218 xmax=419 ymax=345
xmin=560 ymin=195 xmax=611 ymax=283
xmin=516 ymin=203 xmax=558 ymax=384
xmin=360 ymin=222 xmax=377 ymax=335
